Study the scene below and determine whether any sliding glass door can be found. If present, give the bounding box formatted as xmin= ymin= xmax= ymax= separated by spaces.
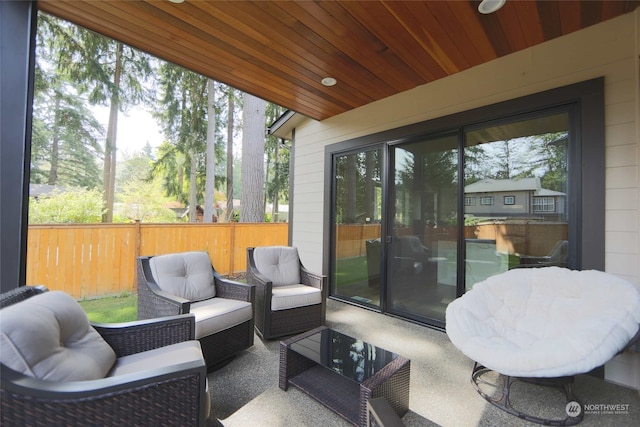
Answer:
xmin=329 ymin=99 xmax=577 ymax=330
xmin=386 ymin=134 xmax=458 ymax=324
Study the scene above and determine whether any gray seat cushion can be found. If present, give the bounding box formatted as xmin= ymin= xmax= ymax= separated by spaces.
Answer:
xmin=0 ymin=291 xmax=116 ymax=381
xmin=190 ymin=298 xmax=253 ymax=339
xmin=149 ymin=251 xmax=216 ymax=301
xmin=253 ymin=246 xmax=300 ymax=287
xmin=271 ymin=285 xmax=322 ymax=311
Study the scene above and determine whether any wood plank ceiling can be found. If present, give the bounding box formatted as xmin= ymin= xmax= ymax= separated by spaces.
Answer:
xmin=38 ymin=0 xmax=640 ymax=121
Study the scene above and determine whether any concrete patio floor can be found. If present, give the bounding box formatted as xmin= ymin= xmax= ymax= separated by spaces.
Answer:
xmin=206 ymin=299 xmax=640 ymax=426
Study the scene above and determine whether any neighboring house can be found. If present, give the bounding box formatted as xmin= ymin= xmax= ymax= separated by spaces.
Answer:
xmin=165 ymin=200 xmax=187 ymax=219
xmin=28 ymin=184 xmax=66 ymax=200
xmin=464 ymin=178 xmax=566 ymax=219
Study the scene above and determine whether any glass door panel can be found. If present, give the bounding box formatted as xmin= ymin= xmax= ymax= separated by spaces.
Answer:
xmin=387 ymin=134 xmax=458 ymax=324
xmin=332 ymin=148 xmax=382 ymax=308
xmin=463 ymin=111 xmax=570 ymax=290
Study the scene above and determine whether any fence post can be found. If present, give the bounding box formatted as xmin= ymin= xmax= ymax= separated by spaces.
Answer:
xmin=229 ymin=221 xmax=236 ymax=274
xmin=134 ymin=220 xmax=141 ymax=258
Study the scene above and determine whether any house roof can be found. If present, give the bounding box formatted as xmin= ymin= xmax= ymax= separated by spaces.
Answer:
xmin=37 ymin=1 xmax=640 ymax=122
xmin=466 ymin=177 xmax=540 ymax=193
xmin=29 ymin=184 xmax=66 ymax=198
xmin=465 ymin=178 xmax=566 ymax=196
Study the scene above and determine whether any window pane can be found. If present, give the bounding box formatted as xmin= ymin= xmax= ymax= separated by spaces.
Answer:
xmin=333 ymin=149 xmax=382 ymax=307
xmin=464 ymin=112 xmax=569 ymax=290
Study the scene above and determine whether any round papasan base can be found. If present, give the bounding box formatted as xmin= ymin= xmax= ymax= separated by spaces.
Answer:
xmin=471 ymin=363 xmax=584 ymax=426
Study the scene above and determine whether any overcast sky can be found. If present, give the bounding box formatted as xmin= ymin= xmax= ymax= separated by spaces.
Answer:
xmin=93 ymin=106 xmax=164 ymax=158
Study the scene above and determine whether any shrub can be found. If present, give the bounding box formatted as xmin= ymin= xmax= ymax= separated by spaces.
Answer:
xmin=29 ymin=188 xmax=105 ymax=223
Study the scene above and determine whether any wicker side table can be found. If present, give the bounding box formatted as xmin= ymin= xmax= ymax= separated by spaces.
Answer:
xmin=279 ymin=326 xmax=410 ymax=427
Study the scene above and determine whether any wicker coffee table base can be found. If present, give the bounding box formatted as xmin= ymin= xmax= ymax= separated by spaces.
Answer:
xmin=279 ymin=327 xmax=410 ymax=427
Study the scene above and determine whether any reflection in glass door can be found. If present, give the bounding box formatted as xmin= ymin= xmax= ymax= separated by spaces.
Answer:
xmin=463 ymin=111 xmax=570 ymax=290
xmin=330 ymin=108 xmax=573 ymax=329
xmin=387 ymin=134 xmax=458 ymax=324
xmin=332 ymin=148 xmax=382 ymax=308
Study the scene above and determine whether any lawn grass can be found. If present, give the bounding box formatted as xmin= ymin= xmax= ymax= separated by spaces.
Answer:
xmin=79 ymin=292 xmax=137 ymax=323
xmin=335 ymin=256 xmax=368 ymax=285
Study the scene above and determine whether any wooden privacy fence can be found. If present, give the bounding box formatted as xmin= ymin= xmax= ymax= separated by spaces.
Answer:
xmin=26 ymin=222 xmax=288 ymax=299
xmin=335 ymin=224 xmax=382 ymax=258
xmin=335 ymin=223 xmax=568 ymax=259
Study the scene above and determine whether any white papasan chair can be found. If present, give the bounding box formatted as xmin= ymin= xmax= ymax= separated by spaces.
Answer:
xmin=446 ymin=267 xmax=640 ymax=426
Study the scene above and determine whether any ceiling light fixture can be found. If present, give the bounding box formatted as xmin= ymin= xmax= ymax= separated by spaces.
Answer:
xmin=478 ymin=0 xmax=506 ymax=14
xmin=321 ymin=77 xmax=337 ymax=87
xmin=169 ymin=0 xmax=185 ymax=4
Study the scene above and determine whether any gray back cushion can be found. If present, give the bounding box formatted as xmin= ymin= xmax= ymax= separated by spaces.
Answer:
xmin=0 ymin=291 xmax=116 ymax=381
xmin=149 ymin=251 xmax=216 ymax=301
xmin=253 ymin=246 xmax=300 ymax=287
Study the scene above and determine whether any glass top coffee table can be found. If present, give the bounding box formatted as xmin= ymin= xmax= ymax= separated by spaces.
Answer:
xmin=279 ymin=326 xmax=410 ymax=427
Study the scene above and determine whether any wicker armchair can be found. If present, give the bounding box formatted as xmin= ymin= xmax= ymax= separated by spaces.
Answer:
xmin=1 ymin=286 xmax=208 ymax=427
xmin=137 ymin=251 xmax=255 ymax=369
xmin=247 ymin=246 xmax=326 ymax=340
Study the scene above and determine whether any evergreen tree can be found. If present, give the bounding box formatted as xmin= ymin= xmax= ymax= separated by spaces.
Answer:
xmin=223 ymin=86 xmax=241 ymax=222
xmin=240 ymin=93 xmax=266 ymax=222
xmin=32 ymin=13 xmax=103 ymax=189
xmin=152 ymin=63 xmax=207 ymax=220
xmin=264 ymin=103 xmax=288 ymax=221
xmin=42 ymin=11 xmax=153 ymax=222
xmin=203 ymin=79 xmax=217 ymax=223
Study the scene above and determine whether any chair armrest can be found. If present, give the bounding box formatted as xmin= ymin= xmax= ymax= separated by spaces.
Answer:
xmin=300 ymin=265 xmax=327 ymax=324
xmin=214 ymin=273 xmax=255 ymax=303
xmin=512 ymin=257 xmax=564 ymax=269
xmin=1 ymin=358 xmax=207 ymax=427
xmin=93 ymin=314 xmax=196 ymax=357
xmin=518 ymin=255 xmax=549 ymax=265
xmin=300 ymin=265 xmax=326 ymax=291
xmin=246 ymin=260 xmax=273 ymax=298
xmin=245 ymin=256 xmax=273 ymax=329
xmin=0 ymin=285 xmax=48 ymax=308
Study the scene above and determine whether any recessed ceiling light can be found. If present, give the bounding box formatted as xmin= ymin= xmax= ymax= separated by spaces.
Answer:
xmin=321 ymin=77 xmax=337 ymax=87
xmin=478 ymin=0 xmax=506 ymax=14
xmin=169 ymin=0 xmax=185 ymax=4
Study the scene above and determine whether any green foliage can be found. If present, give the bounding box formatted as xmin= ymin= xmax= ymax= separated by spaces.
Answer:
xmin=464 ymin=215 xmax=483 ymax=226
xmin=335 ymin=150 xmax=382 ymax=224
xmin=115 ymin=181 xmax=178 ymax=223
xmin=32 ymin=13 xmax=104 ymax=189
xmin=35 ymin=12 xmax=154 ymax=222
xmin=150 ymin=141 xmax=189 ymax=203
xmin=29 ymin=188 xmax=105 ymax=223
xmin=33 ymin=13 xmax=288 ymax=225
xmin=463 ymin=130 xmax=568 ymax=191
